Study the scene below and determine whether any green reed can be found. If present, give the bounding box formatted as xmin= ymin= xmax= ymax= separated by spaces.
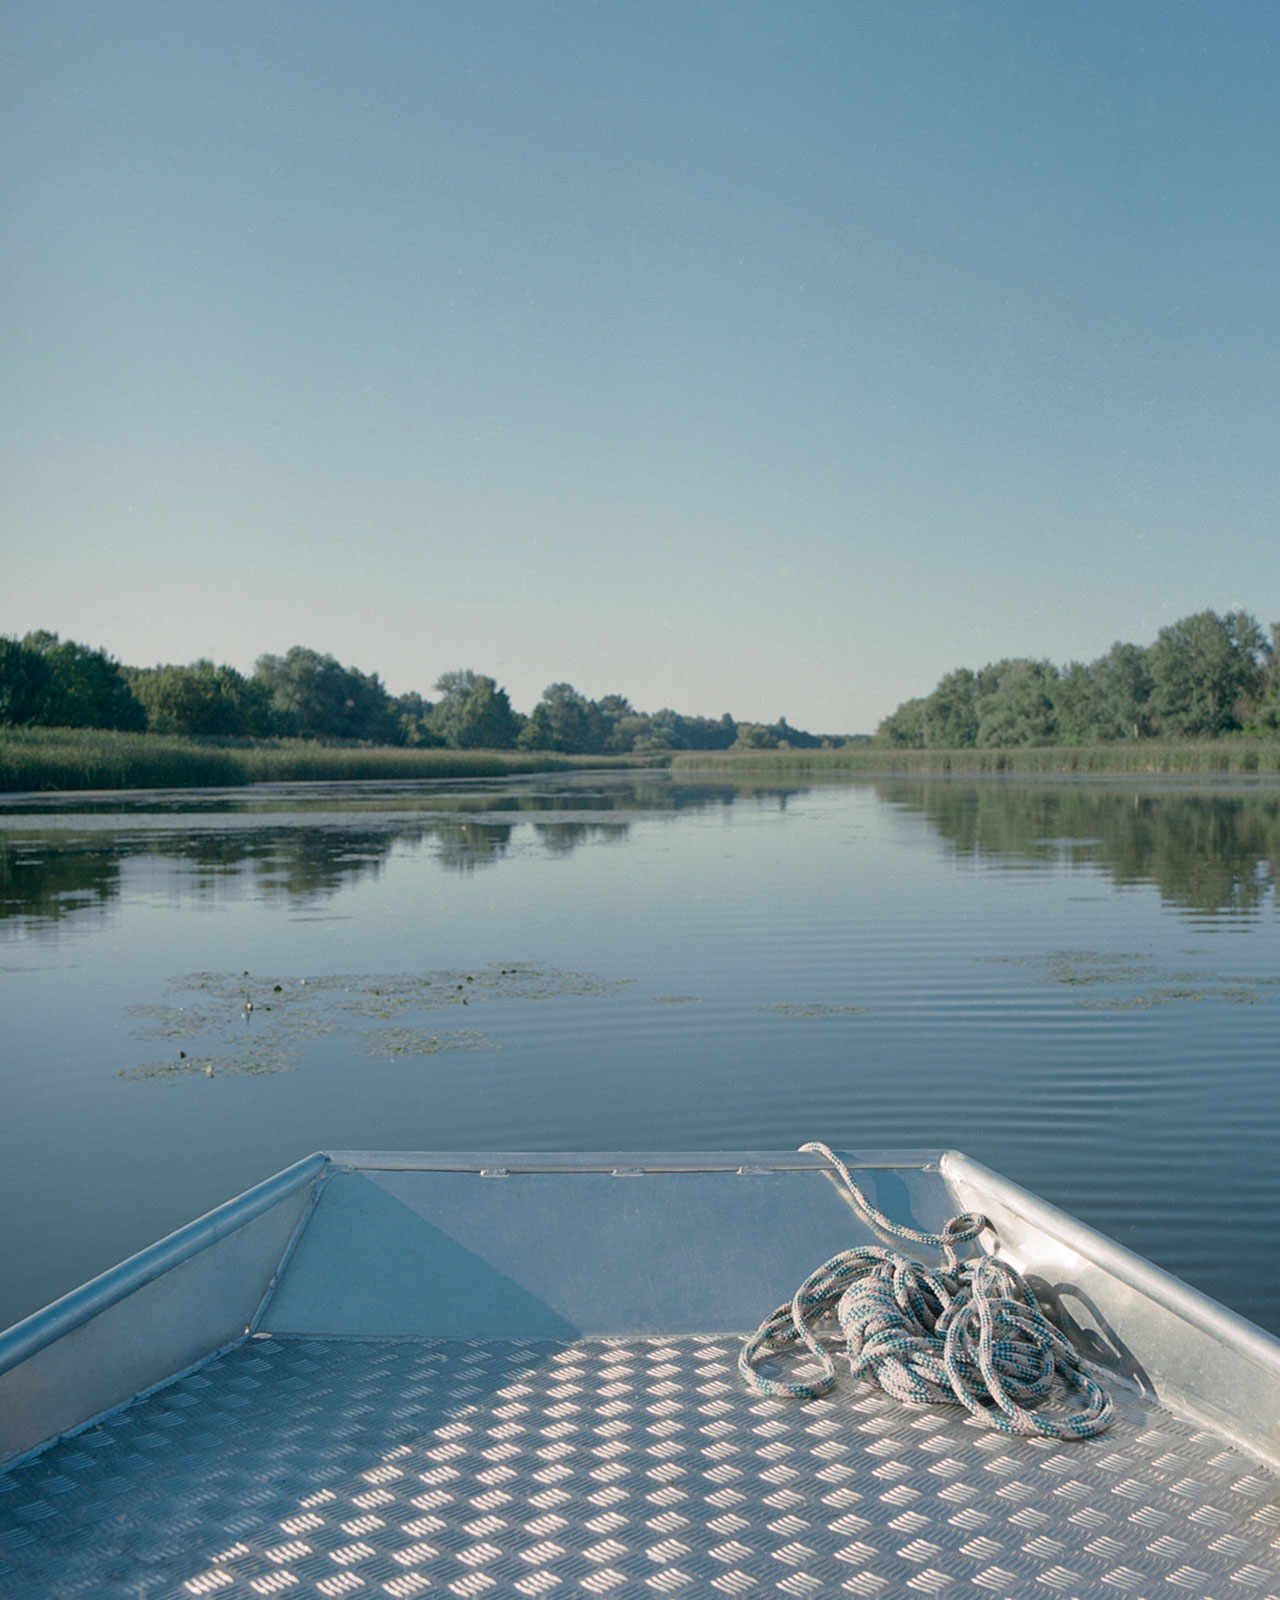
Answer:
xmin=8 ymin=727 xmax=1279 ymax=793
xmin=0 ymin=728 xmax=244 ymax=791
xmin=671 ymin=740 xmax=1280 ymax=776
xmin=0 ymin=728 xmax=656 ymax=792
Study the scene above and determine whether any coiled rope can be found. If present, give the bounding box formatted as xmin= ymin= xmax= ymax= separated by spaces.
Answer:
xmin=739 ymin=1142 xmax=1113 ymax=1440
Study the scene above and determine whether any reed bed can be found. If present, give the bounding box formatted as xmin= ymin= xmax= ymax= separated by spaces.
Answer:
xmin=7 ymin=728 xmax=1280 ymax=794
xmin=0 ymin=728 xmax=654 ymax=793
xmin=227 ymin=742 xmax=601 ymax=784
xmin=671 ymin=741 xmax=1280 ymax=777
xmin=0 ymin=728 xmax=244 ymax=792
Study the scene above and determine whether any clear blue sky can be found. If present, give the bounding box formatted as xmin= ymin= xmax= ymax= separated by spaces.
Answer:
xmin=3 ymin=1 xmax=1277 ymax=734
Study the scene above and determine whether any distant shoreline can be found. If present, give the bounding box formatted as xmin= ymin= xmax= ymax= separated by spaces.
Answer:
xmin=672 ymin=742 xmax=1280 ymax=777
xmin=4 ymin=726 xmax=1280 ymax=794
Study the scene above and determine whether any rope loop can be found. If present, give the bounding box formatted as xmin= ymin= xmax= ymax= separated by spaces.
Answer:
xmin=739 ymin=1142 xmax=1113 ymax=1440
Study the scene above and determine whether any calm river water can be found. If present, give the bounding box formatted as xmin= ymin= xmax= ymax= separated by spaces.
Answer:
xmin=2 ymin=771 xmax=1278 ymax=1336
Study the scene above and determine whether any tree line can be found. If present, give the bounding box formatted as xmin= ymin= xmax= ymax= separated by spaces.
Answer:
xmin=877 ymin=610 xmax=1280 ymax=748
xmin=0 ymin=632 xmax=828 ymax=755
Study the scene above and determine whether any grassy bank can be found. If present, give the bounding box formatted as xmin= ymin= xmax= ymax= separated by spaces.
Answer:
xmin=672 ymin=740 xmax=1280 ymax=776
xmin=8 ymin=728 xmax=1280 ymax=793
xmin=0 ymin=728 xmax=659 ymax=793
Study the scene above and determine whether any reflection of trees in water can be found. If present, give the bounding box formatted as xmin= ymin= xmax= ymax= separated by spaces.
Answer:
xmin=0 ymin=812 xmax=622 ymax=921
xmin=0 ymin=828 xmax=400 ymax=925
xmin=1 ymin=778 xmax=844 ymax=923
xmin=173 ymin=822 xmax=519 ymax=885
xmin=430 ymin=822 xmax=513 ymax=873
xmin=162 ymin=831 xmax=396 ymax=901
xmin=9 ymin=781 xmax=1280 ymax=925
xmin=879 ymin=781 xmax=1280 ymax=915
xmin=246 ymin=831 xmax=397 ymax=900
xmin=532 ymin=822 xmax=630 ymax=855
xmin=416 ymin=778 xmax=803 ymax=819
xmin=417 ymin=818 xmax=631 ymax=867
xmin=1 ymin=779 xmax=829 ymax=922
xmin=0 ymin=840 xmax=121 ymax=926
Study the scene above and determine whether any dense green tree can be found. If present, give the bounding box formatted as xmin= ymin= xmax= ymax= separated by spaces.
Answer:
xmin=602 ymin=712 xmax=651 ymax=752
xmin=1090 ymin=642 xmax=1155 ymax=740
xmin=128 ymin=660 xmax=280 ymax=737
xmin=600 ymin=704 xmax=740 ymax=755
xmin=627 ymin=722 xmax=675 ymax=754
xmin=975 ymin=659 xmax=1058 ymax=747
xmin=254 ymin=647 xmax=399 ymax=742
xmin=767 ymin=716 xmax=822 ymax=750
xmin=637 ymin=708 xmax=684 ymax=752
xmin=921 ymin=669 xmax=980 ymax=748
xmin=733 ymin=722 xmax=778 ymax=750
xmin=519 ymin=683 xmax=597 ymax=752
xmin=877 ymin=665 xmax=996 ymax=745
xmin=1049 ymin=662 xmax=1103 ymax=746
xmin=430 ymin=671 xmax=521 ymax=749
xmin=0 ymin=637 xmax=55 ymax=725
xmin=392 ymin=691 xmax=443 ymax=747
xmin=3 ymin=629 xmax=836 ymax=751
xmin=878 ymin=696 xmax=928 ymax=747
xmin=429 ymin=671 xmax=475 ymax=745
xmin=876 ymin=610 xmax=1280 ymax=749
xmin=517 ymin=694 xmax=744 ymax=756
xmin=1242 ymin=624 xmax=1280 ymax=732
xmin=680 ymin=712 xmax=738 ymax=751
xmin=1146 ymin=610 xmax=1269 ymax=738
xmin=593 ymin=694 xmax=638 ymax=752
xmin=20 ymin=631 xmax=146 ymax=730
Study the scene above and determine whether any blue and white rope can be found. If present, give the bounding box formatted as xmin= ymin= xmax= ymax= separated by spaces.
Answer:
xmin=739 ymin=1142 xmax=1113 ymax=1440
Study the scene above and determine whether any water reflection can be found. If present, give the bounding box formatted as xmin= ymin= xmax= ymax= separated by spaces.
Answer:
xmin=0 ymin=839 xmax=122 ymax=925
xmin=3 ymin=776 xmax=1279 ymax=929
xmin=877 ymin=779 xmax=1280 ymax=916
xmin=0 ymin=773 xmax=745 ymax=820
xmin=533 ymin=821 xmax=630 ymax=855
xmin=0 ymin=830 xmax=400 ymax=926
xmin=0 ymin=777 xmax=773 ymax=925
xmin=432 ymin=821 xmax=514 ymax=872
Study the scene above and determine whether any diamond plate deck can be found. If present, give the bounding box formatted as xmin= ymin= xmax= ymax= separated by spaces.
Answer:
xmin=1 ymin=1335 xmax=1277 ymax=1600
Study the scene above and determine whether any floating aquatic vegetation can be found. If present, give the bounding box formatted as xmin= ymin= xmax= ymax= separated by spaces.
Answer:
xmin=984 ymin=949 xmax=1280 ymax=1010
xmin=332 ymin=965 xmax=626 ymax=1017
xmin=121 ymin=962 xmax=626 ymax=1081
xmin=355 ymin=1028 xmax=499 ymax=1058
xmin=652 ymin=994 xmax=701 ymax=1005
xmin=755 ymin=1002 xmax=869 ymax=1018
xmin=119 ymin=1051 xmax=293 ymax=1082
xmin=126 ymin=977 xmax=338 ymax=1048
xmin=983 ymin=950 xmax=1159 ymax=985
xmin=126 ymin=1003 xmax=200 ymax=1038
xmin=1078 ymin=982 xmax=1280 ymax=1011
xmin=1044 ymin=959 xmax=1160 ymax=986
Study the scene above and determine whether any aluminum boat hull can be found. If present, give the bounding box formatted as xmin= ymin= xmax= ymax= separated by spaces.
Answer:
xmin=1 ymin=1150 xmax=1277 ymax=1598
